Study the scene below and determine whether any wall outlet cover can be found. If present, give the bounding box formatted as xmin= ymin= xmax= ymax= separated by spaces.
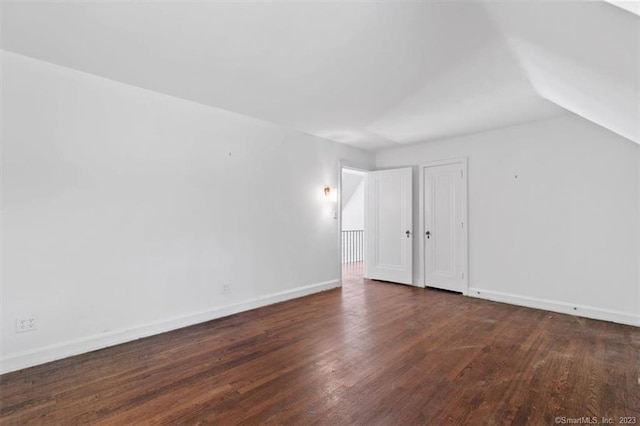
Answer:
xmin=16 ymin=315 xmax=37 ymax=333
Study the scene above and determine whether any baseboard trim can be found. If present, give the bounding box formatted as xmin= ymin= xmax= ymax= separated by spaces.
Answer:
xmin=0 ymin=279 xmax=341 ymax=375
xmin=468 ymin=287 xmax=639 ymax=327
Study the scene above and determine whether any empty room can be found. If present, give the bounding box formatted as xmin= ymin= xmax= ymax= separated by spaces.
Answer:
xmin=1 ymin=0 xmax=639 ymax=424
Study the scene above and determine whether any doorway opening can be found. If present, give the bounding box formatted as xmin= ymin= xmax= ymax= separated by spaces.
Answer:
xmin=341 ymin=168 xmax=367 ymax=279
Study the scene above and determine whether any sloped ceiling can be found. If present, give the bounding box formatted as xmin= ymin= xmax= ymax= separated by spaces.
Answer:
xmin=604 ymin=0 xmax=640 ymax=16
xmin=341 ymin=171 xmax=365 ymax=210
xmin=1 ymin=1 xmax=638 ymax=150
xmin=486 ymin=1 xmax=640 ymax=144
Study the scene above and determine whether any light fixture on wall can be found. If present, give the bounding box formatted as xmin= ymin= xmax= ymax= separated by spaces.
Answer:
xmin=324 ymin=186 xmax=338 ymax=203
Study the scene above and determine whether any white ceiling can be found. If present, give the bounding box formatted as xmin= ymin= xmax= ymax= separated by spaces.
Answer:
xmin=1 ymin=0 xmax=638 ymax=150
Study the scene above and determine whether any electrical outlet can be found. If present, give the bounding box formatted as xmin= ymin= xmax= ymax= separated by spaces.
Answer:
xmin=223 ymin=284 xmax=231 ymax=294
xmin=16 ymin=315 xmax=37 ymax=333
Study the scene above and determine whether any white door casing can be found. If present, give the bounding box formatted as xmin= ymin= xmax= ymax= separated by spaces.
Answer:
xmin=366 ymin=167 xmax=414 ymax=285
xmin=421 ymin=159 xmax=468 ymax=293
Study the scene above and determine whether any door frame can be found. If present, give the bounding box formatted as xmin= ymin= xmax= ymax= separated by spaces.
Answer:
xmin=419 ymin=157 xmax=469 ymax=294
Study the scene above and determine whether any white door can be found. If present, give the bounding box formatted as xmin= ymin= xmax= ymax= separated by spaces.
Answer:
xmin=423 ymin=161 xmax=467 ymax=293
xmin=366 ymin=168 xmax=413 ymax=285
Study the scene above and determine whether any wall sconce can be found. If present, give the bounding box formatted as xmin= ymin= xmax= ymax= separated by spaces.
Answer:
xmin=324 ymin=186 xmax=338 ymax=203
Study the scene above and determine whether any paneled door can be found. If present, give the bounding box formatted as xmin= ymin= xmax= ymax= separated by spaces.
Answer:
xmin=366 ymin=168 xmax=414 ymax=285
xmin=423 ymin=160 xmax=467 ymax=293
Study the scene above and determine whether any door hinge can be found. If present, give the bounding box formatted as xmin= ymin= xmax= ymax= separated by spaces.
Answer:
xmin=460 ymin=170 xmax=463 ymax=179
xmin=462 ymin=272 xmax=465 ymax=279
xmin=461 ymin=221 xmax=464 ymax=229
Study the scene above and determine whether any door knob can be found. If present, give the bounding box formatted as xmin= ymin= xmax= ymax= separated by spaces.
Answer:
xmin=425 ymin=231 xmax=431 ymax=239
xmin=405 ymin=230 xmax=411 ymax=238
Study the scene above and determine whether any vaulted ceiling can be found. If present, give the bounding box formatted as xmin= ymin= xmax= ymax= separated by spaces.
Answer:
xmin=2 ymin=1 xmax=638 ymax=150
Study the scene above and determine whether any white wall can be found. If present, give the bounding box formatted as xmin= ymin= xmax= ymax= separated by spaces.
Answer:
xmin=341 ymin=179 xmax=365 ymax=231
xmin=376 ymin=115 xmax=639 ymax=326
xmin=0 ymin=51 xmax=374 ymax=373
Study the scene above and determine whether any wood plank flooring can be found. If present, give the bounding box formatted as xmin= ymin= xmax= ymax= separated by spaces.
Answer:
xmin=1 ymin=262 xmax=638 ymax=424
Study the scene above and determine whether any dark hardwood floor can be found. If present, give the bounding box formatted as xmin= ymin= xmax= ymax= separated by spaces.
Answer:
xmin=1 ymin=262 xmax=638 ymax=425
